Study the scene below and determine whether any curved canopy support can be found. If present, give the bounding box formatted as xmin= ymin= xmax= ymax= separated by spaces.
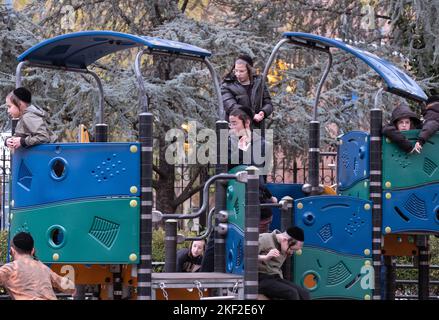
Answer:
xmin=282 ymin=32 xmax=427 ymax=102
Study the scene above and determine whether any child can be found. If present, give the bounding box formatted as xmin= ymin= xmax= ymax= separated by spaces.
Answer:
xmin=0 ymin=232 xmax=75 ymax=300
xmin=412 ymin=95 xmax=439 ymax=153
xmin=4 ymin=87 xmax=55 ymax=150
xmin=382 ymin=102 xmax=421 ymax=153
xmin=176 ymin=240 xmax=206 ymax=272
xmin=258 ymin=226 xmax=310 ymax=300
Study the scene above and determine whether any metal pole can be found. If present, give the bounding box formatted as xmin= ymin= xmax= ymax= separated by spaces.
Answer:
xmin=214 ymin=120 xmax=228 ymax=273
xmin=134 ymin=51 xmax=149 ymax=113
xmin=15 ymin=61 xmax=27 ymax=88
xmin=111 ymin=265 xmax=122 ymax=300
xmin=308 ymin=120 xmax=321 ymax=195
xmin=204 ymin=59 xmax=224 ymax=120
xmin=308 ymin=52 xmax=332 ymax=195
xmin=370 ymin=92 xmax=383 ymax=300
xmin=1 ymin=148 xmax=5 ymax=230
xmin=244 ymin=166 xmax=260 ymax=300
xmin=280 ymin=196 xmax=293 ymax=281
xmin=165 ymin=219 xmax=178 ymax=272
xmin=417 ymin=235 xmax=430 ymax=300
xmin=137 ymin=112 xmax=153 ymax=300
xmin=86 ymin=71 xmax=107 ymax=142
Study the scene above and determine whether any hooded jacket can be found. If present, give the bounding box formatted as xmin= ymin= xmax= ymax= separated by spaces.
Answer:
xmin=14 ymin=104 xmax=56 ymax=147
xmin=382 ymin=104 xmax=420 ymax=153
xmin=221 ymin=73 xmax=273 ymax=128
xmin=417 ymin=102 xmax=439 ymax=146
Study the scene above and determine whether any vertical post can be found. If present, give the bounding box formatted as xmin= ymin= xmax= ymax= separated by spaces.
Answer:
xmin=214 ymin=120 xmax=228 ymax=272
xmin=384 ymin=256 xmax=396 ymax=300
xmin=308 ymin=120 xmax=320 ymax=195
xmin=165 ymin=219 xmax=178 ymax=272
xmin=369 ymin=107 xmax=382 ymax=300
xmin=95 ymin=124 xmax=108 ymax=142
xmin=244 ymin=166 xmax=260 ymax=300
xmin=111 ymin=265 xmax=122 ymax=300
xmin=1 ymin=147 xmax=5 ymax=230
xmin=417 ymin=235 xmax=430 ymax=300
xmin=280 ymin=196 xmax=293 ymax=281
xmin=137 ymin=112 xmax=153 ymax=300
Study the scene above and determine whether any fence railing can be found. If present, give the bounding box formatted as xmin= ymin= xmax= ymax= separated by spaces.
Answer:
xmin=394 ymin=264 xmax=439 ymax=300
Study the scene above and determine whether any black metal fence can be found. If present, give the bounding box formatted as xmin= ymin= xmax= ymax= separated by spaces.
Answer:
xmin=169 ymin=152 xmax=338 ymax=216
xmin=0 ymin=144 xmax=11 ymax=231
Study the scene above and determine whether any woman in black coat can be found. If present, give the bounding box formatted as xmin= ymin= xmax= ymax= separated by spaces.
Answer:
xmin=221 ymin=54 xmax=273 ymax=129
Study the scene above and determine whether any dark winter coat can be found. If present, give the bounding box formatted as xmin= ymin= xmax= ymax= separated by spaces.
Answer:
xmin=417 ymin=102 xmax=439 ymax=146
xmin=13 ymin=104 xmax=56 ymax=147
xmin=221 ymin=74 xmax=273 ymax=128
xmin=382 ymin=104 xmax=420 ymax=153
xmin=176 ymin=248 xmax=203 ymax=272
xmin=227 ymin=131 xmax=273 ymax=203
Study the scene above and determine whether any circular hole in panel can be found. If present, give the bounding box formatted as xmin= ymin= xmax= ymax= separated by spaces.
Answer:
xmin=303 ymin=272 xmax=319 ymax=291
xmin=49 ymin=158 xmax=68 ymax=181
xmin=47 ymin=225 xmax=66 ymax=249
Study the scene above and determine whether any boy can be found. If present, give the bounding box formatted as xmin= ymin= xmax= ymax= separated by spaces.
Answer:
xmin=382 ymin=102 xmax=421 ymax=153
xmin=0 ymin=232 xmax=75 ymax=300
xmin=412 ymin=95 xmax=439 ymax=153
xmin=258 ymin=226 xmax=310 ymax=300
xmin=4 ymin=87 xmax=55 ymax=150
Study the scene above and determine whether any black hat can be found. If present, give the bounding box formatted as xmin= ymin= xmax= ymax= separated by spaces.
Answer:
xmin=12 ymin=232 xmax=34 ymax=252
xmin=237 ymin=54 xmax=254 ymax=67
xmin=390 ymin=104 xmax=421 ymax=127
xmin=13 ymin=87 xmax=32 ymax=104
xmin=426 ymin=95 xmax=439 ymax=105
xmin=286 ymin=226 xmax=304 ymax=242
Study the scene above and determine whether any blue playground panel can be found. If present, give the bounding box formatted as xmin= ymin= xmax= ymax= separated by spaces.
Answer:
xmin=11 ymin=143 xmax=140 ymax=208
xmin=9 ymin=198 xmax=139 ymax=264
xmin=225 ymin=222 xmax=244 ymax=275
xmin=294 ymin=246 xmax=372 ymax=300
xmin=265 ymin=183 xmax=306 ymax=231
xmin=382 ymin=183 xmax=439 ymax=234
xmin=226 ymin=165 xmax=247 ymax=230
xmin=294 ymin=196 xmax=372 ymax=257
xmin=337 ymin=131 xmax=370 ymax=191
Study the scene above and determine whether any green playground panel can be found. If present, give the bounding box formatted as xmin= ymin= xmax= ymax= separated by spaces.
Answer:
xmin=293 ymin=246 xmax=372 ymax=300
xmin=9 ymin=198 xmax=139 ymax=264
xmin=338 ymin=179 xmax=369 ymax=200
xmin=226 ymin=165 xmax=248 ymax=230
xmin=382 ymin=130 xmax=439 ymax=190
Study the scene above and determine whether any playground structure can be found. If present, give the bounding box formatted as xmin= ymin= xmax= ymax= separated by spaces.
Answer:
xmin=5 ymin=31 xmax=438 ymax=300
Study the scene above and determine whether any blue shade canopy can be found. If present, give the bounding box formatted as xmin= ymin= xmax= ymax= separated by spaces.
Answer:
xmin=283 ymin=32 xmax=427 ymax=102
xmin=18 ymin=31 xmax=211 ymax=69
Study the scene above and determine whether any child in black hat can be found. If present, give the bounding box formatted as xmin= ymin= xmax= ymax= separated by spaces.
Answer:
xmin=382 ymin=101 xmax=421 ymax=153
xmin=412 ymin=95 xmax=439 ymax=153
xmin=4 ymin=87 xmax=55 ymax=150
xmin=0 ymin=232 xmax=75 ymax=300
xmin=258 ymin=226 xmax=310 ymax=300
